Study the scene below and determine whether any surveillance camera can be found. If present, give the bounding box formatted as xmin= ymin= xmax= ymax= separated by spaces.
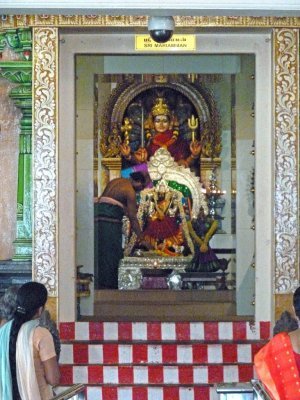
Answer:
xmin=148 ymin=16 xmax=175 ymax=43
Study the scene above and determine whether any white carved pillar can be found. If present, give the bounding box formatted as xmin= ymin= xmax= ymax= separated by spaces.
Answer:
xmin=274 ymin=28 xmax=299 ymax=294
xmin=32 ymin=27 xmax=58 ymax=317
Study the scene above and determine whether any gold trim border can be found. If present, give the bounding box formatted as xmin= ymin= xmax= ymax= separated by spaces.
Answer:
xmin=2 ymin=15 xmax=300 ymax=28
xmin=274 ymin=28 xmax=299 ymax=293
xmin=32 ymin=27 xmax=58 ymax=297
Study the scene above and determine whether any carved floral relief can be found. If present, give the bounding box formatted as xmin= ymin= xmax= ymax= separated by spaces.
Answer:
xmin=274 ymin=28 xmax=299 ymax=292
xmin=32 ymin=27 xmax=58 ymax=295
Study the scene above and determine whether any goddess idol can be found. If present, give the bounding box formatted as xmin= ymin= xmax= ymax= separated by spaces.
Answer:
xmin=120 ymin=97 xmax=202 ymax=169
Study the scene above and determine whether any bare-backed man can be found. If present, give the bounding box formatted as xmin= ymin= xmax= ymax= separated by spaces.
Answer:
xmin=95 ymin=172 xmax=147 ymax=289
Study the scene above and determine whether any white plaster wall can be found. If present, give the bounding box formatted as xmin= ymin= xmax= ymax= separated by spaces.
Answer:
xmin=75 ymin=56 xmax=105 ymax=315
xmin=220 ymin=129 xmax=233 ymax=234
xmin=235 ymin=54 xmax=256 ymax=315
xmin=236 ymin=139 xmax=255 ymax=315
xmin=4 ymin=0 xmax=300 ymax=16
xmin=76 ymin=139 xmax=94 ymax=315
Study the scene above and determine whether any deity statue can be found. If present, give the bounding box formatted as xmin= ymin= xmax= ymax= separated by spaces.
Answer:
xmin=125 ymin=179 xmax=194 ymax=257
xmin=187 ymin=207 xmax=229 ymax=272
xmin=120 ymin=97 xmax=201 ymax=169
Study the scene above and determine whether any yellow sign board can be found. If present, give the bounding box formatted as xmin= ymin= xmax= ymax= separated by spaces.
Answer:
xmin=135 ymin=35 xmax=196 ymax=51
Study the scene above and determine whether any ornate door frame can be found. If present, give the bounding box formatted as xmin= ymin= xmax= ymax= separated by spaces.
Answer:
xmin=21 ymin=16 xmax=298 ymax=322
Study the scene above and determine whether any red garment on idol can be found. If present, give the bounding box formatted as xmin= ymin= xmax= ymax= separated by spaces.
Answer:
xmin=147 ymin=130 xmax=190 ymax=162
xmin=143 ymin=215 xmax=179 ymax=240
xmin=254 ymin=331 xmax=300 ymax=400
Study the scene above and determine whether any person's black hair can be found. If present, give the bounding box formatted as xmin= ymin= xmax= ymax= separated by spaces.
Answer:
xmin=130 ymin=171 xmax=146 ymax=184
xmin=293 ymin=286 xmax=300 ymax=319
xmin=0 ymin=285 xmax=19 ymax=321
xmin=9 ymin=282 xmax=48 ymax=399
xmin=273 ymin=310 xmax=298 ymax=336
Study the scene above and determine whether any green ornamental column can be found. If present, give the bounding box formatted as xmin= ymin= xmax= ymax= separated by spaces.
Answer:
xmin=0 ymin=28 xmax=32 ymax=260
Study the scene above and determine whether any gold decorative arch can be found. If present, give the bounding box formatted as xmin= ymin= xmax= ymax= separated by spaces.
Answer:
xmin=100 ymin=77 xmax=221 ymax=159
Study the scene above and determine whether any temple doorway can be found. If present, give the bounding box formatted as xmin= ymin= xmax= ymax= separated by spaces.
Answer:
xmin=75 ymin=53 xmax=255 ymax=320
xmin=58 ymin=31 xmax=272 ymax=322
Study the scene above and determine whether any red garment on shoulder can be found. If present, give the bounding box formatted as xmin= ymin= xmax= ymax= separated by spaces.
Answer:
xmin=254 ymin=332 xmax=300 ymax=400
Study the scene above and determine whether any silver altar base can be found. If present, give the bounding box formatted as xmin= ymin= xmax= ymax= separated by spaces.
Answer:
xmin=118 ymin=255 xmax=193 ymax=290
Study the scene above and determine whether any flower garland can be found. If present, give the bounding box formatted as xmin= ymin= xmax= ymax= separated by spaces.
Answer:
xmin=124 ymin=184 xmax=194 ymax=257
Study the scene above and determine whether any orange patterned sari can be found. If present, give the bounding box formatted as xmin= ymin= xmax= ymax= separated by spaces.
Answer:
xmin=254 ymin=332 xmax=300 ymax=400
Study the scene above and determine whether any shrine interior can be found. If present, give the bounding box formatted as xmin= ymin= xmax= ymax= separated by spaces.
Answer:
xmin=74 ymin=53 xmax=255 ymax=321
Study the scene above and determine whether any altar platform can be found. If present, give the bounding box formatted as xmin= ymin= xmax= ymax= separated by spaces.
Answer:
xmin=118 ymin=255 xmax=229 ymax=291
xmin=118 ymin=255 xmax=192 ymax=290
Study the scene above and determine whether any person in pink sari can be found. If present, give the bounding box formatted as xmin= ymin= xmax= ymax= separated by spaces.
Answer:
xmin=0 ymin=281 xmax=60 ymax=400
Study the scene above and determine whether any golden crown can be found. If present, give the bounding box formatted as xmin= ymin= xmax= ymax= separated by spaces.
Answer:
xmin=151 ymin=98 xmax=170 ymax=117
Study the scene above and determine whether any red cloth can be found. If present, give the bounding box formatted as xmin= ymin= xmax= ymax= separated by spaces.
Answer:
xmin=254 ymin=332 xmax=300 ymax=399
xmin=143 ymin=215 xmax=179 ymax=240
xmin=147 ymin=130 xmax=190 ymax=162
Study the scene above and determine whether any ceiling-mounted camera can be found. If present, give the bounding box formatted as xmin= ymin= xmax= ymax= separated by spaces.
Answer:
xmin=148 ymin=16 xmax=175 ymax=43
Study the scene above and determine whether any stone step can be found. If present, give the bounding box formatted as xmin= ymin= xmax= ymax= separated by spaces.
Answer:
xmin=94 ymin=289 xmax=236 ymax=303
xmin=57 ymin=385 xmax=217 ymax=400
xmin=59 ymin=321 xmax=271 ymax=343
xmin=93 ymin=289 xmax=239 ymax=321
xmin=60 ymin=342 xmax=265 ymax=365
xmin=59 ymin=363 xmax=254 ymax=386
xmin=94 ymin=302 xmax=236 ymax=321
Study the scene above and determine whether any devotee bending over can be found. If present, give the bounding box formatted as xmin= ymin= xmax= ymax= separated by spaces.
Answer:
xmin=95 ymin=172 xmax=150 ymax=289
xmin=254 ymin=286 xmax=300 ymax=399
xmin=0 ymin=281 xmax=60 ymax=400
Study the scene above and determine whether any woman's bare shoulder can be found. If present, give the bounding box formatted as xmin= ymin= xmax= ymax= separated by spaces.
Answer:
xmin=288 ymin=328 xmax=300 ymax=352
xmin=289 ymin=328 xmax=300 ymax=337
